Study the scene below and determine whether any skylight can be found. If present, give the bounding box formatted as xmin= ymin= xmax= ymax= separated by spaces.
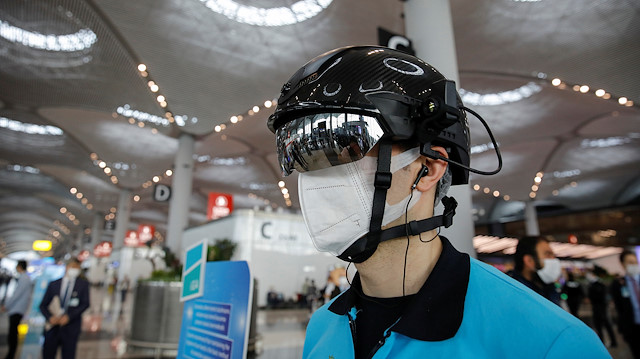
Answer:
xmin=0 ymin=116 xmax=63 ymax=135
xmin=0 ymin=20 xmax=97 ymax=52
xmin=460 ymin=82 xmax=542 ymax=106
xmin=198 ymin=0 xmax=333 ymax=26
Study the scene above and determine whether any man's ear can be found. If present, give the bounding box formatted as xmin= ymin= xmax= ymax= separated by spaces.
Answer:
xmin=415 ymin=146 xmax=449 ymax=192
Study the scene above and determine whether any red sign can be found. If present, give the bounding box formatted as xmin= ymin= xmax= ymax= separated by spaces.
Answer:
xmin=137 ymin=224 xmax=155 ymax=244
xmin=124 ymin=230 xmax=140 ymax=247
xmin=78 ymin=250 xmax=90 ymax=262
xmin=207 ymin=192 xmax=233 ymax=220
xmin=94 ymin=241 xmax=113 ymax=257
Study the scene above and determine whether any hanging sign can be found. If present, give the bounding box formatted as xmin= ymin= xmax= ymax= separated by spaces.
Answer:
xmin=94 ymin=241 xmax=113 ymax=257
xmin=138 ymin=224 xmax=155 ymax=244
xmin=124 ymin=230 xmax=140 ymax=247
xmin=153 ymin=184 xmax=172 ymax=202
xmin=207 ymin=192 xmax=233 ymax=220
xmin=378 ymin=27 xmax=415 ymax=55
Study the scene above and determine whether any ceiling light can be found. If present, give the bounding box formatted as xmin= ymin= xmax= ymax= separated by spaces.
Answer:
xmin=503 ymin=195 xmax=510 ymax=201
xmin=60 ymin=207 xmax=67 ymax=214
xmin=625 ymin=101 xmax=634 ymax=107
xmin=90 ymin=153 xmax=98 ymax=160
xmin=595 ymin=89 xmax=605 ymax=97
xmin=532 ymin=185 xmax=539 ymax=191
xmin=581 ymin=136 xmax=631 ymax=148
xmin=138 ymin=64 xmax=147 ymax=72
xmin=133 ymin=195 xmax=140 ymax=202
xmin=602 ymin=93 xmax=611 ymax=99
xmin=570 ymin=181 xmax=577 ymax=187
xmin=579 ymin=85 xmax=589 ymax=93
xmin=70 ymin=188 xmax=77 ymax=194
xmin=147 ymin=80 xmax=155 ymax=87
xmin=264 ymin=100 xmax=272 ymax=108
xmin=529 ymin=192 xmax=536 ymax=198
xmin=534 ymin=177 xmax=542 ymax=184
xmin=87 ymin=204 xmax=93 ymax=209
xmin=536 ymin=172 xmax=544 ymax=178
xmin=81 ymin=198 xmax=88 ymax=204
xmin=151 ymin=128 xmax=158 ymax=134
xmin=493 ymin=191 xmax=500 ymax=197
xmin=157 ymin=95 xmax=165 ymax=102
xmin=553 ymin=169 xmax=581 ymax=178
xmin=252 ymin=106 xmax=260 ymax=113
xmin=237 ymin=115 xmax=243 ymax=122
xmin=278 ymin=181 xmax=285 ymax=188
xmin=473 ymin=184 xmax=480 ymax=191
xmin=138 ymin=122 xmax=144 ymax=128
xmin=551 ymin=78 xmax=561 ymax=86
xmin=214 ymin=125 xmax=221 ymax=132
xmin=128 ymin=118 xmax=136 ymax=124
xmin=0 ymin=117 xmax=63 ymax=135
xmin=150 ymin=84 xmax=159 ymax=92
xmin=618 ymin=97 xmax=628 ymax=105
xmin=248 ymin=110 xmax=254 ymax=116
xmin=483 ymin=187 xmax=490 ymax=194
xmin=153 ymin=176 xmax=160 ymax=183
xmin=552 ymin=190 xmax=559 ymax=196
xmin=160 ymin=101 xmax=167 ymax=108
xmin=165 ymin=169 xmax=173 ymax=176
xmin=76 ymin=193 xmax=83 ymax=199
xmin=230 ymin=116 xmax=238 ymax=123
xmin=104 ymin=167 xmax=111 ymax=174
xmin=572 ymin=85 xmax=580 ymax=91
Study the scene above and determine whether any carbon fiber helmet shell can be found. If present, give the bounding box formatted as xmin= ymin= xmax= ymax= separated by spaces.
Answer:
xmin=268 ymin=45 xmax=471 ymax=185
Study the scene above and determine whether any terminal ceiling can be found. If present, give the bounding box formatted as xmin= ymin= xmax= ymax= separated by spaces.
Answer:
xmin=0 ymin=0 xmax=638 ymax=257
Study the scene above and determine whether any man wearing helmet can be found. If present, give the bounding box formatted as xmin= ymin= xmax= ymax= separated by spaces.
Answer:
xmin=268 ymin=46 xmax=608 ymax=358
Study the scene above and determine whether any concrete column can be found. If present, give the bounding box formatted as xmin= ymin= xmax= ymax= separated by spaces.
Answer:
xmin=405 ymin=0 xmax=476 ymax=257
xmin=91 ymin=212 xmax=103 ymax=248
xmin=166 ymin=133 xmax=196 ymax=256
xmin=112 ymin=189 xmax=132 ymax=249
xmin=525 ymin=201 xmax=540 ymax=236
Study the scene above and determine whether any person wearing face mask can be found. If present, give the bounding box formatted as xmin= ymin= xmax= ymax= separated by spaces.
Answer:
xmin=267 ymin=46 xmax=608 ymax=358
xmin=611 ymin=250 xmax=640 ymax=358
xmin=509 ymin=236 xmax=562 ymax=305
xmin=39 ymin=257 xmax=90 ymax=359
xmin=1 ymin=260 xmax=33 ymax=359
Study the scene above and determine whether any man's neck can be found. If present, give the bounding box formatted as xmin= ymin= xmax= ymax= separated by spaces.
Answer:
xmin=355 ymin=232 xmax=443 ymax=298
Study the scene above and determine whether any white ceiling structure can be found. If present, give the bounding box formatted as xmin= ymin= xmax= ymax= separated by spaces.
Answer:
xmin=0 ymin=0 xmax=638 ymax=258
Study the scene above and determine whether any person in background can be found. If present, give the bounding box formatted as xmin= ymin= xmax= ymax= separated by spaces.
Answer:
xmin=119 ymin=275 xmax=131 ymax=304
xmin=508 ymin=236 xmax=562 ymax=305
xmin=1 ymin=260 xmax=33 ymax=359
xmin=39 ymin=257 xmax=90 ymax=359
xmin=611 ymin=250 xmax=640 ymax=358
xmin=587 ymin=266 xmax=618 ymax=348
xmin=563 ymin=271 xmax=585 ymax=317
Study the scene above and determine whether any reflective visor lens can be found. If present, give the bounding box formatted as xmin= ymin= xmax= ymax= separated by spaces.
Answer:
xmin=276 ymin=113 xmax=385 ymax=176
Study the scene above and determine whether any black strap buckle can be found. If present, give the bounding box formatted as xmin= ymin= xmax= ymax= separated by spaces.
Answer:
xmin=374 ymin=171 xmax=392 ymax=189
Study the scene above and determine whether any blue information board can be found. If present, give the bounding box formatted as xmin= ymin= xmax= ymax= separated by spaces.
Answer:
xmin=177 ymin=261 xmax=252 ymax=359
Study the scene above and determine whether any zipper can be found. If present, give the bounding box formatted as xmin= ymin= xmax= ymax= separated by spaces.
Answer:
xmin=347 ymin=312 xmax=357 ymax=351
xmin=367 ymin=317 xmax=402 ymax=359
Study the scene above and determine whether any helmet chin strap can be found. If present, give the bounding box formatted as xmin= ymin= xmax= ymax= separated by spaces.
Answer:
xmin=337 ymin=140 xmax=458 ymax=263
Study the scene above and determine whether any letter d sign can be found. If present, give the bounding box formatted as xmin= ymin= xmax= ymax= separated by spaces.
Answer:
xmin=153 ymin=184 xmax=172 ymax=202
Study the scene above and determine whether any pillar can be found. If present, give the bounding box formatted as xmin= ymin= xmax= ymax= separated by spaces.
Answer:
xmin=166 ymin=132 xmax=196 ymax=257
xmin=91 ymin=212 xmax=103 ymax=248
xmin=405 ymin=0 xmax=476 ymax=256
xmin=112 ymin=189 xmax=132 ymax=250
xmin=525 ymin=201 xmax=540 ymax=236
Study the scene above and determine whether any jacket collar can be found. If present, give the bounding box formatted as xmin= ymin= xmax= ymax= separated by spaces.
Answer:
xmin=329 ymin=236 xmax=470 ymax=341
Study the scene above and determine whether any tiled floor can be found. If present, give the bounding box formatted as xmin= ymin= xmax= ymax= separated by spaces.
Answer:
xmin=0 ymin=286 xmax=634 ymax=358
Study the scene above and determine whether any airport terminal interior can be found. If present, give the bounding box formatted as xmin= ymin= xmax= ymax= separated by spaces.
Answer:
xmin=0 ymin=0 xmax=639 ymax=358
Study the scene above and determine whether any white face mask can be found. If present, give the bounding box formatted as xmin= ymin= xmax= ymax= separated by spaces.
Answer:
xmin=537 ymin=258 xmax=561 ymax=284
xmin=298 ymin=148 xmax=422 ymax=256
xmin=626 ymin=264 xmax=640 ymax=277
xmin=66 ymin=268 xmax=80 ymax=279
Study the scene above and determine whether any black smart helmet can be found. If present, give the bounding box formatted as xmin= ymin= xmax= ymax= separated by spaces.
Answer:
xmin=268 ymin=45 xmax=471 ymax=185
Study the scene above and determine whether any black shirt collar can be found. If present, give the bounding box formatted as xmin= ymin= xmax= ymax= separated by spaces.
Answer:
xmin=329 ymin=236 xmax=470 ymax=341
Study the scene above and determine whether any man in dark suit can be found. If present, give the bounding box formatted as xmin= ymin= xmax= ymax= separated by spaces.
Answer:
xmin=39 ymin=257 xmax=90 ymax=359
xmin=611 ymin=250 xmax=640 ymax=358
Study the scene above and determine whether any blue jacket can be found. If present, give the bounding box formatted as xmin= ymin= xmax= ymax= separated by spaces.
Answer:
xmin=303 ymin=237 xmax=610 ymax=358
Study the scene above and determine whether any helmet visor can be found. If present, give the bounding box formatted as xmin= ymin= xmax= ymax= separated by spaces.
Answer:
xmin=275 ymin=113 xmax=385 ymax=176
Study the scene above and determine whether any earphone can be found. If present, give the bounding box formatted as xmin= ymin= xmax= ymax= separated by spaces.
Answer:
xmin=411 ymin=165 xmax=429 ymax=189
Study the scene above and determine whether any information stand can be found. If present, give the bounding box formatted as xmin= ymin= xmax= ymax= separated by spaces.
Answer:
xmin=177 ymin=261 xmax=252 ymax=359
